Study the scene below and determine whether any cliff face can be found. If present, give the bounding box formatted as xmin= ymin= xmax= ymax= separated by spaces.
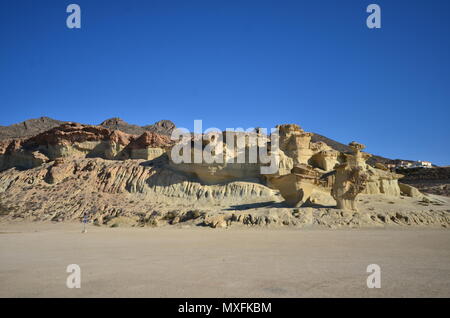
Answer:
xmin=0 ymin=156 xmax=448 ymax=228
xmin=0 ymin=117 xmax=177 ymax=171
xmin=2 ymin=117 xmax=398 ymax=165
xmin=0 ymin=122 xmax=173 ymax=171
xmin=0 ymin=157 xmax=278 ymax=225
xmin=0 ymin=118 xmax=448 ymax=228
xmin=398 ymin=167 xmax=450 ymax=197
xmin=0 ymin=121 xmax=411 ymax=199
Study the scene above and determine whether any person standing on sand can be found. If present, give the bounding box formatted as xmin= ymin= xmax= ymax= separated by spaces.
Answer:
xmin=82 ymin=212 xmax=88 ymax=233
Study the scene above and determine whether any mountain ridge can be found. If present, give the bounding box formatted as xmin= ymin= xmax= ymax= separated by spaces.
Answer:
xmin=0 ymin=117 xmax=176 ymax=139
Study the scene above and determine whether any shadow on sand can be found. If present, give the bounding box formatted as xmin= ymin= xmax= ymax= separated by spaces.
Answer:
xmin=225 ymin=200 xmax=336 ymax=210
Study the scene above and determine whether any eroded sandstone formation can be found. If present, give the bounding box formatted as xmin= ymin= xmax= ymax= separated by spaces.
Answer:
xmin=0 ymin=120 xmax=434 ymax=225
xmin=0 ymin=123 xmax=173 ymax=171
xmin=0 ymin=156 xmax=447 ymax=228
xmin=168 ymin=130 xmax=269 ymax=184
xmin=268 ymin=137 xmax=407 ymax=210
xmin=331 ymin=142 xmax=370 ymax=211
xmin=277 ymin=124 xmax=340 ymax=171
xmin=266 ymin=164 xmax=322 ymax=207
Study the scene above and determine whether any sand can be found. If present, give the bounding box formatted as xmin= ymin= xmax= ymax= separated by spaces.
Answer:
xmin=0 ymin=222 xmax=449 ymax=298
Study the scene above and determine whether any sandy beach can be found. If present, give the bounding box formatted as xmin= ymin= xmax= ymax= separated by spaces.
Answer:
xmin=0 ymin=222 xmax=449 ymax=298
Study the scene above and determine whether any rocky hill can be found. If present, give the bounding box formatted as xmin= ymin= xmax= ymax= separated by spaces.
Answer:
xmin=0 ymin=117 xmax=176 ymax=140
xmin=1 ymin=117 xmax=403 ymax=166
xmin=99 ymin=117 xmax=175 ymax=136
xmin=0 ymin=122 xmax=173 ymax=171
xmin=397 ymin=167 xmax=450 ymax=197
xmin=0 ymin=117 xmax=65 ymax=140
xmin=0 ymin=120 xmax=448 ymax=228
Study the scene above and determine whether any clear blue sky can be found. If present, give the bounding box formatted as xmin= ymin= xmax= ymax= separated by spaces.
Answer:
xmin=0 ymin=0 xmax=449 ymax=165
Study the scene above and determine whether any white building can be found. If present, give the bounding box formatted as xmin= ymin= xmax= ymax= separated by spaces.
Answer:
xmin=410 ymin=160 xmax=432 ymax=168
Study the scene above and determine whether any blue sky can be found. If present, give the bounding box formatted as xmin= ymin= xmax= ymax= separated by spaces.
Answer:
xmin=0 ymin=0 xmax=449 ymax=165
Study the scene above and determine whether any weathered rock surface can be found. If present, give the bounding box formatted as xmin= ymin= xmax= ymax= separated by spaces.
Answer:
xmin=0 ymin=123 xmax=172 ymax=171
xmin=331 ymin=143 xmax=366 ymax=211
xmin=119 ymin=131 xmax=173 ymax=160
xmin=0 ymin=156 xmax=448 ymax=229
xmin=398 ymin=167 xmax=450 ymax=197
xmin=267 ymin=132 xmax=405 ymax=209
xmin=0 ymin=157 xmax=278 ymax=223
xmin=267 ymin=164 xmax=322 ymax=207
xmin=0 ymin=117 xmax=407 ymax=167
xmin=100 ymin=117 xmax=175 ymax=136
xmin=0 ymin=119 xmax=446 ymax=229
xmin=399 ymin=183 xmax=423 ymax=198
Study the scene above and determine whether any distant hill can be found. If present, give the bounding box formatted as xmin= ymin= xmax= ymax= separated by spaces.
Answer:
xmin=99 ymin=117 xmax=148 ymax=135
xmin=100 ymin=117 xmax=175 ymax=136
xmin=397 ymin=166 xmax=450 ymax=196
xmin=0 ymin=117 xmax=66 ymax=140
xmin=0 ymin=117 xmax=176 ymax=140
